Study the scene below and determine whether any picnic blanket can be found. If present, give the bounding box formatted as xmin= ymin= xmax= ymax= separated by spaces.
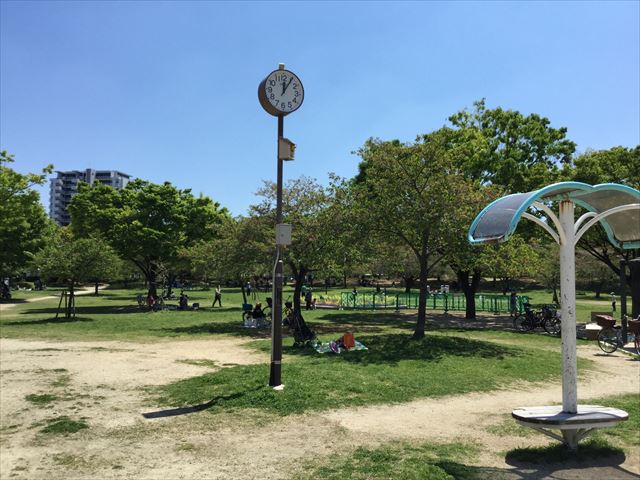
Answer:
xmin=313 ymin=340 xmax=368 ymax=354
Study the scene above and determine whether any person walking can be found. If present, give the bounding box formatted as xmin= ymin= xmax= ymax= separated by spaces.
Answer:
xmin=510 ymin=290 xmax=518 ymax=317
xmin=212 ymin=285 xmax=222 ymax=307
xmin=611 ymin=292 xmax=617 ymax=313
xmin=305 ymin=289 xmax=313 ymax=310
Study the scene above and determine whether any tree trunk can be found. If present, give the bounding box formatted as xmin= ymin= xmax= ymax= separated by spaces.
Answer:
xmin=167 ymin=273 xmax=175 ymax=297
xmin=413 ymin=256 xmax=429 ymax=339
xmin=240 ymin=281 xmax=247 ymax=304
xmin=594 ymin=284 xmax=602 ymax=299
xmin=291 ymin=266 xmax=315 ymax=344
xmin=94 ymin=280 xmax=99 ymax=296
xmin=147 ymin=269 xmax=158 ymax=300
xmin=403 ymin=275 xmax=415 ymax=293
xmin=458 ymin=269 xmax=480 ymax=320
xmin=67 ymin=283 xmax=76 ymax=319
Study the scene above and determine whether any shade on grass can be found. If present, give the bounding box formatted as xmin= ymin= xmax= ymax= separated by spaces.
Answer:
xmin=154 ymin=334 xmax=591 ymax=415
xmin=295 ymin=442 xmax=478 ymax=480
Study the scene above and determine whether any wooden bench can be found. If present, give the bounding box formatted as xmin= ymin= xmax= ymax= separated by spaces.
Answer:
xmin=512 ymin=405 xmax=628 ymax=450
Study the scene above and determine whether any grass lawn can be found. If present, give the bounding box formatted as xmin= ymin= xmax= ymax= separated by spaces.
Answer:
xmin=0 ymin=285 xmax=622 ymax=341
xmin=4 ymin=287 xmax=65 ymax=300
xmin=153 ymin=333 xmax=592 ymax=415
xmin=295 ymin=393 xmax=640 ymax=479
xmin=294 ymin=441 xmax=481 ymax=480
xmin=1 ymin=285 xmax=637 ymax=478
xmin=1 ymin=285 xmax=597 ymax=416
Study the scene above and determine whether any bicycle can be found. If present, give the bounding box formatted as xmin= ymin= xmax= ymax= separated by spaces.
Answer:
xmin=541 ymin=304 xmax=561 ymax=336
xmin=242 ymin=302 xmax=271 ymax=328
xmin=284 ymin=301 xmax=314 ymax=346
xmin=596 ymin=314 xmax=640 ymax=355
xmin=513 ymin=303 xmax=561 ymax=335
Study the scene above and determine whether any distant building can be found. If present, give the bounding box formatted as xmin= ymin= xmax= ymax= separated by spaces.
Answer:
xmin=49 ymin=169 xmax=130 ymax=225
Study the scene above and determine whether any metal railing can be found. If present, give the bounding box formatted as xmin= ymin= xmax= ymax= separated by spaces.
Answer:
xmin=340 ymin=291 xmax=528 ymax=314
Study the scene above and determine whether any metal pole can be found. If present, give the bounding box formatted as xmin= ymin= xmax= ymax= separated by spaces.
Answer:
xmin=559 ymin=200 xmax=577 ymax=413
xmin=559 ymin=200 xmax=578 ymax=449
xmin=269 ymin=115 xmax=284 ymax=388
xmin=619 ymin=258 xmax=627 ymax=343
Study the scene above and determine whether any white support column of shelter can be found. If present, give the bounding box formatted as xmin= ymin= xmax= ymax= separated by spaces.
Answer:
xmin=558 ymin=200 xmax=578 ymax=449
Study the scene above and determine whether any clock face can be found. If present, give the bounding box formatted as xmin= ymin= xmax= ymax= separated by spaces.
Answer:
xmin=259 ymin=69 xmax=304 ymax=116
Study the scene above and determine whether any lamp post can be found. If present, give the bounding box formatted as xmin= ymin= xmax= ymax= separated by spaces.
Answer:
xmin=258 ymin=64 xmax=304 ymax=388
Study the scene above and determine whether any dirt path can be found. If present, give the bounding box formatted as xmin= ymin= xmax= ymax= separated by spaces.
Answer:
xmin=0 ymin=336 xmax=638 ymax=480
xmin=0 ymin=285 xmax=108 ymax=313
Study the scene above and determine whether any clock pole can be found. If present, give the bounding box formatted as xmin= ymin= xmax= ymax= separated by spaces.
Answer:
xmin=270 ymin=113 xmax=284 ymax=388
xmin=258 ymin=62 xmax=303 ymax=389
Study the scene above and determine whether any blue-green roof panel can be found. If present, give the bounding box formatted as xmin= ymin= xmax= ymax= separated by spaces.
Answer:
xmin=468 ymin=182 xmax=640 ymax=249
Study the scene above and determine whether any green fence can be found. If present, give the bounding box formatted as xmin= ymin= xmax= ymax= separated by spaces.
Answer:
xmin=340 ymin=291 xmax=529 ymax=314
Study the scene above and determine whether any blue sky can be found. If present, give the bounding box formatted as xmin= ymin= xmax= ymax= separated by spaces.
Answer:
xmin=1 ymin=1 xmax=638 ymax=216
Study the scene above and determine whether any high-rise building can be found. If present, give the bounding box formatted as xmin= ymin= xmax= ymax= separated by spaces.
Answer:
xmin=49 ymin=169 xmax=130 ymax=226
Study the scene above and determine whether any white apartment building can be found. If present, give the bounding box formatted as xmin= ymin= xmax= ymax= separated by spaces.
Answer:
xmin=49 ymin=169 xmax=130 ymax=225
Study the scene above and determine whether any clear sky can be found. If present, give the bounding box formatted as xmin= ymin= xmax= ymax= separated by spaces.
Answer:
xmin=1 ymin=1 xmax=639 ymax=216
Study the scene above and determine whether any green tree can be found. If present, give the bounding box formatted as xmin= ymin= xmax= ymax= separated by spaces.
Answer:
xmin=446 ymin=101 xmax=575 ymax=318
xmin=353 ymin=130 xmax=462 ymax=338
xmin=481 ymin=235 xmax=543 ymax=292
xmin=443 ymin=183 xmax=500 ymax=319
xmin=448 ymin=99 xmax=576 ymax=192
xmin=251 ymin=177 xmax=340 ymax=342
xmin=69 ymin=179 xmax=228 ymax=298
xmin=576 ymin=251 xmax=618 ymax=299
xmin=536 ymin=242 xmax=561 ymax=304
xmin=0 ymin=151 xmax=54 ymax=277
xmin=569 ymin=146 xmax=640 ymax=189
xmin=30 ymin=230 xmax=121 ymax=318
xmin=566 ymin=146 xmax=640 ymax=313
xmin=324 ymin=174 xmax=373 ymax=289
xmin=179 ymin=215 xmax=271 ymax=303
xmin=366 ymin=241 xmax=421 ymax=292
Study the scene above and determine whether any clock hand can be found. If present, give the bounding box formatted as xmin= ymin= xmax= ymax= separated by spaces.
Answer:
xmin=281 ymin=81 xmax=286 ymax=96
xmin=283 ymin=78 xmax=293 ymax=94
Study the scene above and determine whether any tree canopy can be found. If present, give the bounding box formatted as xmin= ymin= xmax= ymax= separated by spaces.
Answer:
xmin=568 ymin=146 xmax=640 ymax=189
xmin=69 ymin=179 xmax=229 ymax=296
xmin=353 ymin=129 xmax=465 ymax=338
xmin=250 ymin=176 xmax=339 ymax=341
xmin=0 ymin=151 xmax=54 ymax=276
xmin=448 ymin=99 xmax=576 ymax=192
xmin=30 ymin=229 xmax=121 ymax=317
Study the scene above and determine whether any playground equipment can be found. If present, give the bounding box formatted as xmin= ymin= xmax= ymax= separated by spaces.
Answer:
xmin=469 ymin=181 xmax=639 ymax=450
xmin=340 ymin=291 xmax=528 ymax=314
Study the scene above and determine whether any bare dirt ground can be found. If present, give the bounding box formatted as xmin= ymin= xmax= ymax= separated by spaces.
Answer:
xmin=0 ymin=334 xmax=638 ymax=480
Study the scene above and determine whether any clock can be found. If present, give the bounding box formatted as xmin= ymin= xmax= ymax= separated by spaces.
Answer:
xmin=258 ymin=68 xmax=304 ymax=116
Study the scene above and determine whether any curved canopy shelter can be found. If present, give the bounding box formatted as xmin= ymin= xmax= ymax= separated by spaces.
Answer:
xmin=468 ymin=182 xmax=640 ymax=450
xmin=469 ymin=182 xmax=640 ymax=248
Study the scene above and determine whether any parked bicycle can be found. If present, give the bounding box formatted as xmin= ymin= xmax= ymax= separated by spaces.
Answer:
xmin=242 ymin=300 xmax=272 ymax=328
xmin=513 ymin=302 xmax=561 ymax=335
xmin=596 ymin=314 xmax=640 ymax=355
xmin=541 ymin=304 xmax=561 ymax=336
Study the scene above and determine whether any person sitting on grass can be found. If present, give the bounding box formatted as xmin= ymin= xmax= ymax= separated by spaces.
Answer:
xmin=179 ymin=291 xmax=189 ymax=310
xmin=146 ymin=293 xmax=156 ymax=311
xmin=252 ymin=302 xmax=264 ymax=320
